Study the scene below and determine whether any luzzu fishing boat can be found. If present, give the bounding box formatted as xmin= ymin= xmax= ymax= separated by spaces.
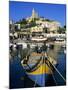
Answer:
xmin=21 ymin=50 xmax=57 ymax=86
xmin=21 ymin=36 xmax=58 ymax=86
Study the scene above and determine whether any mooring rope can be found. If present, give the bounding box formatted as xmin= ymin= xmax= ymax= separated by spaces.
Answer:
xmin=47 ymin=56 xmax=66 ymax=82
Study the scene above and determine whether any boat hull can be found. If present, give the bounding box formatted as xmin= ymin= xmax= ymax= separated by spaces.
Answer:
xmin=27 ymin=73 xmax=49 ymax=86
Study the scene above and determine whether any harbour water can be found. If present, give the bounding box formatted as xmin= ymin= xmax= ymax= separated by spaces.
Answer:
xmin=9 ymin=44 xmax=66 ymax=88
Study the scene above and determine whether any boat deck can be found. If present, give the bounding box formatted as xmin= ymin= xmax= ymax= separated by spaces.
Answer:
xmin=21 ymin=52 xmax=57 ymax=75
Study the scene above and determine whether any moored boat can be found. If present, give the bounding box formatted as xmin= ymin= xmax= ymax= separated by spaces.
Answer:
xmin=31 ymin=36 xmax=47 ymax=42
xmin=21 ymin=51 xmax=57 ymax=86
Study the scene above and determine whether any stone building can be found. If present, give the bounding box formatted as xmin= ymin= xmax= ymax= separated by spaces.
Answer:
xmin=26 ymin=8 xmax=39 ymax=22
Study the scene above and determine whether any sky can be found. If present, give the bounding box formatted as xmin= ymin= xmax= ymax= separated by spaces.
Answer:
xmin=9 ymin=1 xmax=66 ymax=26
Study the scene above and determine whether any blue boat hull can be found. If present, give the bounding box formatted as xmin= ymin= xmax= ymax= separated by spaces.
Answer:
xmin=27 ymin=73 xmax=49 ymax=86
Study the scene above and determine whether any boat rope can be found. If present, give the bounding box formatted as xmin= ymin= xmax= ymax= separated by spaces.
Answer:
xmin=47 ymin=56 xmax=66 ymax=82
xmin=51 ymin=71 xmax=57 ymax=85
xmin=48 ymin=63 xmax=57 ymax=86
xmin=45 ymin=57 xmax=57 ymax=85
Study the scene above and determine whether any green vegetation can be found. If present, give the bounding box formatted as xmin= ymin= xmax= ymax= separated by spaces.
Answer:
xmin=16 ymin=18 xmax=27 ymax=24
xmin=57 ymin=25 xmax=66 ymax=34
xmin=29 ymin=20 xmax=37 ymax=27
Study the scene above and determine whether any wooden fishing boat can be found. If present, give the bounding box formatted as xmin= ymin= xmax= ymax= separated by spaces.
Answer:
xmin=21 ymin=51 xmax=57 ymax=86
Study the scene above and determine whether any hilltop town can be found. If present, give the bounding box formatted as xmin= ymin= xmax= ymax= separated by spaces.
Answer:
xmin=9 ymin=8 xmax=66 ymax=42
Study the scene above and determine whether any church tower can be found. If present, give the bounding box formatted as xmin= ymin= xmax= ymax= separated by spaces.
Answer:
xmin=31 ymin=8 xmax=39 ymax=20
xmin=32 ymin=8 xmax=36 ymax=19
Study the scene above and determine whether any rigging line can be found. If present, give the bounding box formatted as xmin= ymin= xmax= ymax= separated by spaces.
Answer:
xmin=48 ymin=63 xmax=57 ymax=86
xmin=52 ymin=63 xmax=66 ymax=82
xmin=47 ymin=56 xmax=66 ymax=82
xmin=45 ymin=56 xmax=57 ymax=85
xmin=51 ymin=70 xmax=57 ymax=86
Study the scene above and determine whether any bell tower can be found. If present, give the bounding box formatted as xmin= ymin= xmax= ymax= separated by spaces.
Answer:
xmin=31 ymin=8 xmax=39 ymax=20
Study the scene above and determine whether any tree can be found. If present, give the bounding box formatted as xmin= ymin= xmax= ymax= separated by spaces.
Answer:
xmin=57 ymin=26 xmax=66 ymax=34
xmin=29 ymin=19 xmax=36 ymax=27
xmin=45 ymin=19 xmax=50 ymax=21
xmin=16 ymin=18 xmax=27 ymax=25
xmin=21 ymin=18 xmax=27 ymax=24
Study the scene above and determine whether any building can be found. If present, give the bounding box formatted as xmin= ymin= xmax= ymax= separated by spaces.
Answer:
xmin=36 ymin=20 xmax=61 ymax=33
xmin=31 ymin=8 xmax=39 ymax=19
xmin=9 ymin=20 xmax=15 ymax=32
xmin=48 ymin=21 xmax=61 ymax=33
xmin=30 ymin=26 xmax=43 ymax=33
xmin=26 ymin=8 xmax=39 ymax=22
xmin=15 ymin=24 xmax=21 ymax=31
xmin=26 ymin=8 xmax=61 ymax=34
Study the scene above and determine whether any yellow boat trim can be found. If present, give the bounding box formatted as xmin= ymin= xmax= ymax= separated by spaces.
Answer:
xmin=27 ymin=63 xmax=52 ymax=75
